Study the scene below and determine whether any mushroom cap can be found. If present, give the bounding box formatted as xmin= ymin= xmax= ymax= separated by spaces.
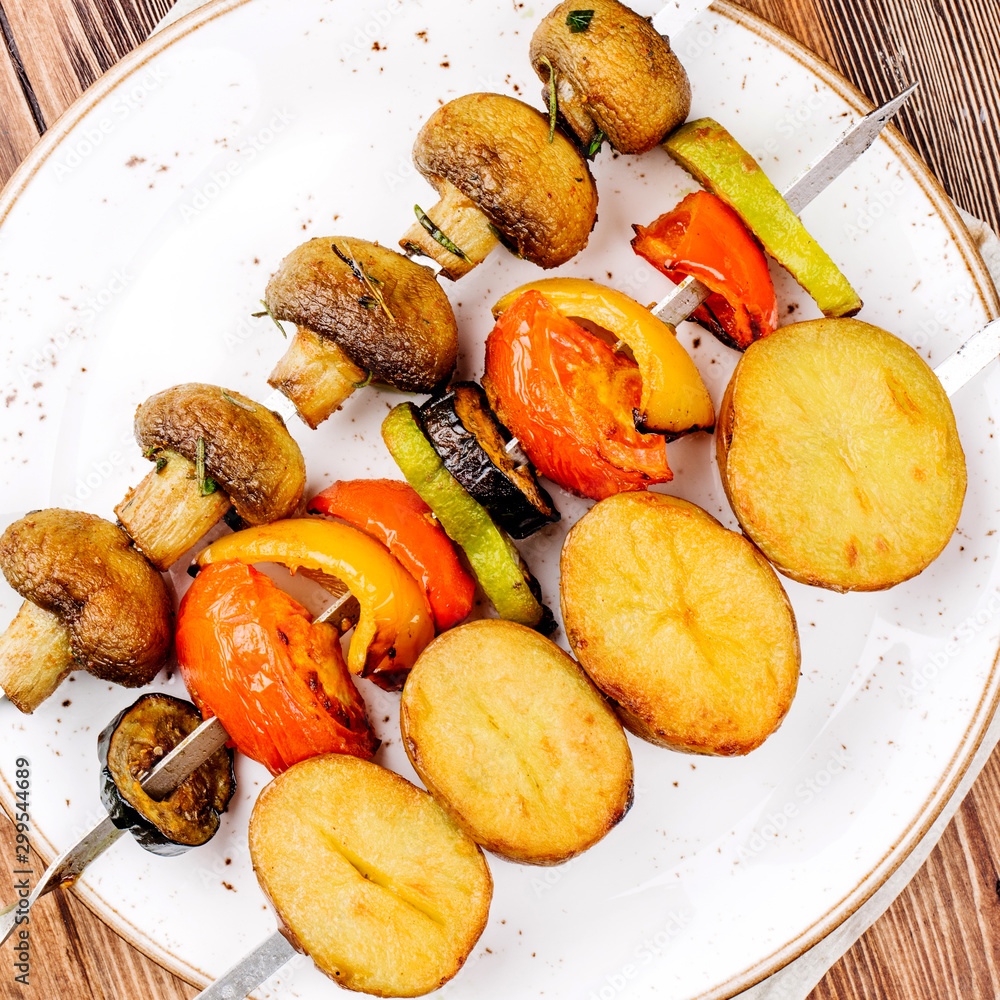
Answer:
xmin=0 ymin=509 xmax=173 ymax=685
xmin=265 ymin=238 xmax=458 ymax=392
xmin=412 ymin=93 xmax=598 ymax=269
xmin=134 ymin=383 xmax=306 ymax=526
xmin=529 ymin=0 xmax=691 ymax=155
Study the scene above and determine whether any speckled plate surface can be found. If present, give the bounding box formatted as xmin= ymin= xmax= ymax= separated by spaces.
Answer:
xmin=1 ymin=1 xmax=998 ymax=998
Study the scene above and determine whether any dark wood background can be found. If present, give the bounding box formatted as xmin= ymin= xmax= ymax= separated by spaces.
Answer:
xmin=1 ymin=0 xmax=999 ymax=997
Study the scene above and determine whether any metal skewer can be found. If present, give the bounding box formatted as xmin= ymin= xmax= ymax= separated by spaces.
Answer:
xmin=652 ymin=83 xmax=919 ymax=328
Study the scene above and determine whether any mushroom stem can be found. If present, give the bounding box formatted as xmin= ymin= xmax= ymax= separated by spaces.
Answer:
xmin=0 ymin=600 xmax=74 ymax=713
xmin=268 ymin=326 xmax=365 ymax=429
xmin=115 ymin=450 xmax=232 ymax=571
xmin=400 ymin=179 xmax=499 ymax=280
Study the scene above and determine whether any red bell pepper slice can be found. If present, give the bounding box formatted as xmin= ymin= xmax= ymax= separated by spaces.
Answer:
xmin=176 ymin=560 xmax=379 ymax=775
xmin=483 ymin=289 xmax=672 ymax=502
xmin=307 ymin=478 xmax=475 ymax=633
xmin=631 ymin=191 xmax=778 ymax=350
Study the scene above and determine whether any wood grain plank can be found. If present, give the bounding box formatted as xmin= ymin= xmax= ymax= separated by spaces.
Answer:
xmin=0 ymin=0 xmax=175 ymax=132
xmin=744 ymin=0 xmax=1000 ymax=232
xmin=808 ymin=749 xmax=1000 ymax=1000
xmin=0 ymin=9 xmax=43 ymax=180
xmin=0 ymin=818 xmax=196 ymax=998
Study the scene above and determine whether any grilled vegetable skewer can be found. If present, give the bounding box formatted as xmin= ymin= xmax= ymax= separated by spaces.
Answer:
xmin=650 ymin=85 xmax=917 ymax=330
xmin=0 ymin=592 xmax=355 ymax=944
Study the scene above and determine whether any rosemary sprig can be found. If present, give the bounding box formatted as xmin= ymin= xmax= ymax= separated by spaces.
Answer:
xmin=401 ymin=240 xmax=427 ymax=258
xmin=487 ymin=222 xmax=523 ymax=259
xmin=539 ymin=55 xmax=558 ymax=142
xmin=331 ymin=241 xmax=395 ymax=322
xmin=414 ymin=205 xmax=472 ymax=261
xmin=251 ymin=299 xmax=287 ymax=339
xmin=586 ymin=128 xmax=606 ymax=159
xmin=195 ymin=437 xmax=218 ymax=496
xmin=222 ymin=389 xmax=255 ymax=412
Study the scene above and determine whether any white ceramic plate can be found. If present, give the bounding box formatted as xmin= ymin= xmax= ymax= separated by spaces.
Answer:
xmin=1 ymin=1 xmax=998 ymax=997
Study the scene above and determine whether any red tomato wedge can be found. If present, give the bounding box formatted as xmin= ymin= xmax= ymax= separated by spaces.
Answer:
xmin=631 ymin=191 xmax=778 ymax=350
xmin=483 ymin=290 xmax=672 ymax=501
xmin=307 ymin=479 xmax=475 ymax=632
xmin=176 ymin=560 xmax=378 ymax=775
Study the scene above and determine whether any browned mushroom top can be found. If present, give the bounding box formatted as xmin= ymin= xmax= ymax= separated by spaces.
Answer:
xmin=412 ymin=92 xmax=599 ymax=269
xmin=264 ymin=237 xmax=458 ymax=392
xmin=530 ymin=0 xmax=691 ymax=155
xmin=134 ymin=383 xmax=306 ymax=526
xmin=0 ymin=509 xmax=173 ymax=686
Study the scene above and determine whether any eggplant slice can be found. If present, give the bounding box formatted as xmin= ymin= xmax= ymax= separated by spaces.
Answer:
xmin=420 ymin=382 xmax=559 ymax=539
xmin=98 ymin=693 xmax=235 ymax=857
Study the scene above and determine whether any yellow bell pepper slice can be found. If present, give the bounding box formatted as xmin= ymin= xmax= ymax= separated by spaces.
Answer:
xmin=196 ymin=518 xmax=434 ymax=691
xmin=492 ymin=276 xmax=714 ymax=437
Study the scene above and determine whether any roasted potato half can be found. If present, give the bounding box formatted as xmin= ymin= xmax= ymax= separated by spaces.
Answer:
xmin=560 ymin=492 xmax=799 ymax=755
xmin=249 ymin=754 xmax=492 ymax=997
xmin=716 ymin=318 xmax=966 ymax=591
xmin=400 ymin=619 xmax=633 ymax=865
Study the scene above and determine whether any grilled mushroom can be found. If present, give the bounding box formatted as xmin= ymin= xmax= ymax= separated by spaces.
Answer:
xmin=265 ymin=237 xmax=458 ymax=427
xmin=0 ymin=509 xmax=173 ymax=713
xmin=530 ymin=0 xmax=691 ymax=155
xmin=115 ymin=383 xmax=306 ymax=570
xmin=400 ymin=92 xmax=599 ymax=279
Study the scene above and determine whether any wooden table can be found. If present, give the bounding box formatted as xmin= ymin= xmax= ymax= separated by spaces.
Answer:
xmin=1 ymin=1 xmax=999 ymax=998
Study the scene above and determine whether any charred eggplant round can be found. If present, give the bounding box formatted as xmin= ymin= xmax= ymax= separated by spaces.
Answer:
xmin=420 ymin=383 xmax=559 ymax=539
xmin=98 ymin=693 xmax=235 ymax=857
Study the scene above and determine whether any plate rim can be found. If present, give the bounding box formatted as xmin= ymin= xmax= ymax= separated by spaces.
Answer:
xmin=0 ymin=0 xmax=998 ymax=996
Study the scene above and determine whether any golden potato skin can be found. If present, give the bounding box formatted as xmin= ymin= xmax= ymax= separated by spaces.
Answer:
xmin=716 ymin=318 xmax=966 ymax=591
xmin=530 ymin=0 xmax=691 ymax=154
xmin=249 ymin=754 xmax=492 ymax=997
xmin=560 ymin=493 xmax=800 ymax=755
xmin=400 ymin=620 xmax=633 ymax=865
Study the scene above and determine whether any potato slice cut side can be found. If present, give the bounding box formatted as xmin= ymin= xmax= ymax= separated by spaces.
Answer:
xmin=560 ymin=492 xmax=800 ymax=754
xmin=717 ymin=318 xmax=966 ymax=591
xmin=249 ymin=754 xmax=492 ymax=997
xmin=400 ymin=619 xmax=633 ymax=865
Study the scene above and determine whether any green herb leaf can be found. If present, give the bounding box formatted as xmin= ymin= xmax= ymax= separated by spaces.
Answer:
xmin=352 ymin=370 xmax=374 ymax=389
xmin=538 ymin=56 xmax=558 ymax=142
xmin=487 ymin=222 xmax=523 ymax=259
xmin=331 ymin=241 xmax=396 ymax=321
xmin=252 ymin=299 xmax=287 ymax=339
xmin=222 ymin=390 xmax=255 ymax=411
xmin=154 ymin=456 xmax=168 ymax=473
xmin=414 ymin=205 xmax=472 ymax=262
xmin=195 ymin=437 xmax=218 ymax=496
xmin=566 ymin=9 xmax=595 ymax=32
xmin=586 ymin=128 xmax=606 ymax=159
xmin=401 ymin=240 xmax=427 ymax=258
